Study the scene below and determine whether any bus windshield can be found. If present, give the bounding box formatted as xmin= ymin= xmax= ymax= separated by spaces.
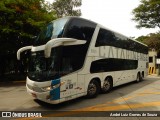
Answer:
xmin=34 ymin=18 xmax=69 ymax=46
xmin=28 ymin=45 xmax=86 ymax=82
xmin=28 ymin=47 xmax=61 ymax=81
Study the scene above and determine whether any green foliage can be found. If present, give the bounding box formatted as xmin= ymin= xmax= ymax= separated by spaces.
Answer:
xmin=132 ymin=0 xmax=160 ymax=28
xmin=0 ymin=0 xmax=57 ymax=77
xmin=0 ymin=0 xmax=56 ymax=54
xmin=136 ymin=35 xmax=149 ymax=43
xmin=136 ymin=32 xmax=160 ymax=51
xmin=0 ymin=0 xmax=55 ymax=38
xmin=52 ymin=0 xmax=82 ymax=18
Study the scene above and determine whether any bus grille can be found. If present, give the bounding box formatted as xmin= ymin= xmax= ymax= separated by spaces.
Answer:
xmin=27 ymin=84 xmax=45 ymax=92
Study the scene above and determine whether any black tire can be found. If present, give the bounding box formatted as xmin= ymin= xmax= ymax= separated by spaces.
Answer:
xmin=101 ymin=77 xmax=112 ymax=93
xmin=141 ymin=72 xmax=144 ymax=81
xmin=86 ymin=80 xmax=100 ymax=98
xmin=136 ymin=73 xmax=142 ymax=83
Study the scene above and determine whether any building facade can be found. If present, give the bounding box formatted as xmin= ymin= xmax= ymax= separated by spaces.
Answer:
xmin=148 ymin=49 xmax=160 ymax=75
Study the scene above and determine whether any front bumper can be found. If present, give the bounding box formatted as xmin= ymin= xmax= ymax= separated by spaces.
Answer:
xmin=26 ymin=84 xmax=60 ymax=104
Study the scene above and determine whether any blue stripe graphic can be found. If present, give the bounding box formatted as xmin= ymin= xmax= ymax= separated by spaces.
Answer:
xmin=50 ymin=78 xmax=60 ymax=100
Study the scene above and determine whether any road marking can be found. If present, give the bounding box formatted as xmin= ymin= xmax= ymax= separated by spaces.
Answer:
xmin=15 ymin=89 xmax=160 ymax=119
xmin=138 ymin=92 xmax=160 ymax=95
xmin=74 ymin=101 xmax=160 ymax=111
xmin=15 ymin=101 xmax=160 ymax=120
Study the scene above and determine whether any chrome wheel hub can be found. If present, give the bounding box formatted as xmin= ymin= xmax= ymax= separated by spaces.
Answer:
xmin=88 ymin=83 xmax=97 ymax=95
xmin=103 ymin=80 xmax=110 ymax=91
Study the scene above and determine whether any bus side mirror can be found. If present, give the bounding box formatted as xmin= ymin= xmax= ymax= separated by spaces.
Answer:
xmin=17 ymin=46 xmax=32 ymax=60
xmin=45 ymin=38 xmax=86 ymax=58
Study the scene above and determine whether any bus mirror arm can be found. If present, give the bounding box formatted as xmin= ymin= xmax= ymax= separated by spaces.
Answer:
xmin=17 ymin=46 xmax=32 ymax=60
xmin=45 ymin=38 xmax=86 ymax=58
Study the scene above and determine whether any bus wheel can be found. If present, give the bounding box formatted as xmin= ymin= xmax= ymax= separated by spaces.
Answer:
xmin=136 ymin=73 xmax=142 ymax=83
xmin=102 ymin=78 xmax=112 ymax=93
xmin=141 ymin=72 xmax=144 ymax=81
xmin=87 ymin=80 xmax=100 ymax=98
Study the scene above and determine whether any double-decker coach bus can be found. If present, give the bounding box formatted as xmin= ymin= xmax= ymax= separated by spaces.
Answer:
xmin=17 ymin=17 xmax=148 ymax=104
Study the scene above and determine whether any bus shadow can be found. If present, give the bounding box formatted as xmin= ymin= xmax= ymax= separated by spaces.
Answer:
xmin=34 ymin=96 xmax=86 ymax=110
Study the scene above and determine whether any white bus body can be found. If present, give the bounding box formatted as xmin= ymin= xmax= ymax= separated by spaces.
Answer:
xmin=17 ymin=17 xmax=148 ymax=104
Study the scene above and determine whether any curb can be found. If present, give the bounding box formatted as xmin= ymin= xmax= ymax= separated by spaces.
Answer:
xmin=147 ymin=75 xmax=160 ymax=78
xmin=0 ymin=80 xmax=26 ymax=87
xmin=13 ymin=80 xmax=26 ymax=83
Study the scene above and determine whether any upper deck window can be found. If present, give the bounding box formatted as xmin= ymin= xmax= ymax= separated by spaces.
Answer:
xmin=33 ymin=17 xmax=96 ymax=46
xmin=95 ymin=28 xmax=148 ymax=54
xmin=34 ymin=18 xmax=68 ymax=46
xmin=63 ymin=18 xmax=96 ymax=43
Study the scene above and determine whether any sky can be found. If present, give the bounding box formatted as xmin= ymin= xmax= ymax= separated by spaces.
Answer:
xmin=46 ymin=0 xmax=159 ymax=38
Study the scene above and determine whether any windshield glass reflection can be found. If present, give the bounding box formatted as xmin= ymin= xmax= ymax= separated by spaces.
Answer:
xmin=34 ymin=18 xmax=68 ymax=46
xmin=28 ymin=47 xmax=61 ymax=81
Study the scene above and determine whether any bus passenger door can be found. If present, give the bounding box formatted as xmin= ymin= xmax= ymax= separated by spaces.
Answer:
xmin=76 ymin=75 xmax=85 ymax=97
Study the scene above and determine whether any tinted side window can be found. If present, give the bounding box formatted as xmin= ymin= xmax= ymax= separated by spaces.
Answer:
xmin=96 ymin=28 xmax=148 ymax=54
xmin=90 ymin=59 xmax=138 ymax=73
xmin=60 ymin=45 xmax=86 ymax=75
xmin=95 ymin=29 xmax=129 ymax=49
xmin=149 ymin=57 xmax=153 ymax=63
xmin=64 ymin=18 xmax=96 ymax=43
xmin=128 ymin=40 xmax=148 ymax=54
xmin=114 ymin=33 xmax=129 ymax=49
xmin=95 ymin=29 xmax=116 ymax=47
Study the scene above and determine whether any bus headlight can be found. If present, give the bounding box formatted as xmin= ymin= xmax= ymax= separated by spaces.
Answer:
xmin=42 ymin=86 xmax=52 ymax=91
xmin=42 ymin=81 xmax=65 ymax=91
xmin=42 ymin=84 xmax=60 ymax=91
xmin=52 ymin=84 xmax=60 ymax=89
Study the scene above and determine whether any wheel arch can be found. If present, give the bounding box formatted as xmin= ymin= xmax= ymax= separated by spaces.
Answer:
xmin=104 ymin=75 xmax=113 ymax=86
xmin=89 ymin=77 xmax=101 ymax=88
xmin=86 ymin=77 xmax=101 ymax=98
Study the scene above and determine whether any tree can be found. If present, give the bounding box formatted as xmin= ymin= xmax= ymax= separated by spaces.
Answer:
xmin=136 ymin=32 xmax=160 ymax=51
xmin=52 ymin=0 xmax=82 ymax=18
xmin=135 ymin=35 xmax=149 ymax=43
xmin=0 ymin=0 xmax=56 ymax=79
xmin=132 ymin=0 xmax=160 ymax=28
